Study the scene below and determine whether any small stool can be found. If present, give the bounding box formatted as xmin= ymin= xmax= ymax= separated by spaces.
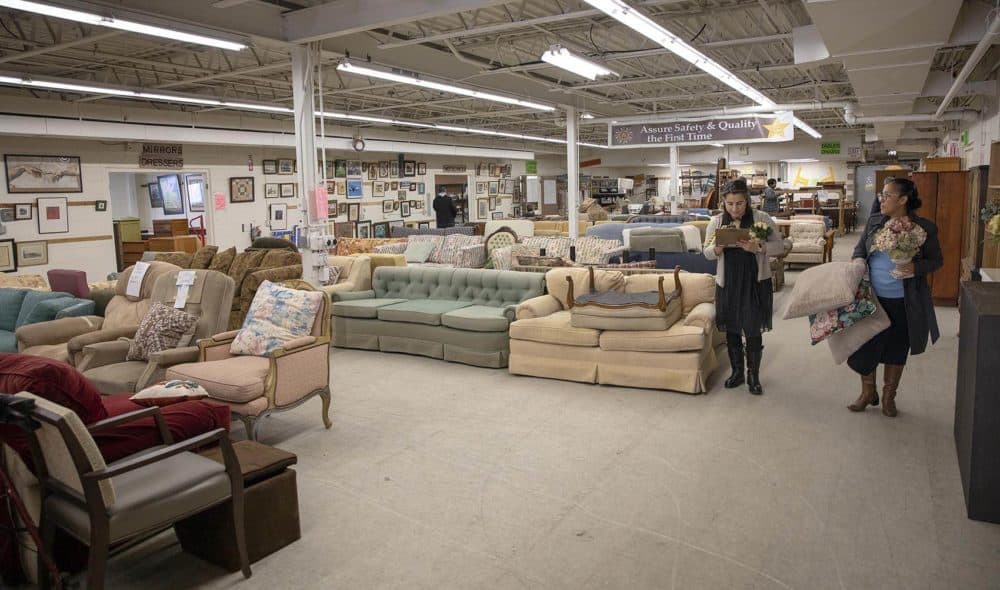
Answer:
xmin=174 ymin=440 xmax=300 ymax=571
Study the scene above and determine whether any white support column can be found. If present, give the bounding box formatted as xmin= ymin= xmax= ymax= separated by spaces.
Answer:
xmin=566 ymin=106 xmax=580 ymax=240
xmin=669 ymin=144 xmax=680 ymax=215
xmin=291 ymin=45 xmax=321 ymax=285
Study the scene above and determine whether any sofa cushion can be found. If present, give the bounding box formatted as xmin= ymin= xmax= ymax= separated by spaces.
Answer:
xmin=441 ymin=305 xmax=511 ymax=333
xmin=404 ymin=240 xmax=437 ymax=263
xmin=437 ymin=234 xmax=483 ymax=266
xmin=509 ymin=311 xmax=600 ymax=347
xmin=406 ymin=235 xmax=446 ymax=263
xmin=0 ymin=289 xmax=28 ymax=331
xmin=545 ymin=268 xmax=626 ymax=309
xmin=0 ymin=330 xmax=15 ymax=353
xmin=154 ymin=251 xmax=194 ymax=268
xmin=190 ymin=245 xmax=218 ymax=269
xmin=84 ymin=361 xmax=149 ymax=394
xmin=332 ymin=298 xmax=407 ymax=319
xmin=376 ymin=299 xmax=473 ymax=325
xmin=227 ymin=250 xmax=266 ymax=297
xmin=624 ymin=272 xmax=715 ymax=316
xmin=167 ymin=356 xmax=270 ymax=403
xmin=15 ymin=291 xmax=71 ymax=328
xmin=598 ymin=323 xmax=705 ymax=353
xmin=792 ymin=242 xmax=824 ymax=253
xmin=207 ymin=246 xmax=237 ymax=274
xmin=260 ymin=249 xmax=301 ymax=269
xmin=0 ymin=352 xmax=109 ymax=422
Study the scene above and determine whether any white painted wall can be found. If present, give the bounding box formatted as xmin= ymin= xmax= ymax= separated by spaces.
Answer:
xmin=108 ymin=173 xmax=138 ymax=218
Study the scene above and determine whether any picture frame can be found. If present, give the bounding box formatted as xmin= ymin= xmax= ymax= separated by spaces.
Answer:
xmin=269 ymin=202 xmax=288 ymax=230
xmin=0 ymin=239 xmax=15 ymax=272
xmin=417 ymin=162 xmax=427 ymax=175
xmin=400 ymin=201 xmax=411 ymax=217
xmin=0 ymin=207 xmax=12 ymax=223
xmin=36 ymin=196 xmax=69 ymax=234
xmin=95 ymin=200 xmax=107 ymax=212
xmin=356 ymin=220 xmax=372 ymax=239
xmin=418 ymin=221 xmax=430 ymax=229
xmin=15 ymin=240 xmax=47 ymax=267
xmin=338 ymin=202 xmax=348 ymax=216
xmin=392 ymin=201 xmax=400 ymax=211
xmin=492 ymin=212 xmax=504 ymax=220
xmin=265 ymin=183 xmax=280 ymax=199
xmin=361 ymin=162 xmax=369 ymax=173
xmin=408 ymin=183 xmax=417 ymax=191
xmin=158 ymin=174 xmax=185 ymax=214
xmin=347 ymin=202 xmax=360 ymax=221
xmin=347 ymin=160 xmax=362 ymax=177
xmin=14 ymin=203 xmax=32 ymax=220
xmin=4 ymin=155 xmax=82 ymax=193
xmin=412 ymin=199 xmax=423 ymax=211
xmin=148 ymin=182 xmax=163 ymax=208
xmin=333 ymin=221 xmax=354 ymax=239
xmin=398 ymin=191 xmax=407 ymax=200
xmin=390 ymin=181 xmax=399 ymax=191
xmin=418 ymin=182 xmax=425 ymax=195
xmin=185 ymin=174 xmax=206 ymax=212
xmin=367 ymin=166 xmax=377 ymax=181
xmin=513 ymin=205 xmax=522 ymax=217
xmin=489 ymin=196 xmax=497 ymax=211
xmin=477 ymin=199 xmax=488 ymax=219
xmin=346 ymin=179 xmax=363 ymax=198
xmin=374 ymin=181 xmax=385 ymax=197
xmin=476 ymin=182 xmax=486 ymax=195
xmin=229 ymin=176 xmax=255 ymax=203
xmin=378 ymin=161 xmax=389 ymax=178
xmin=336 ymin=180 xmax=346 ymax=196
xmin=327 ymin=200 xmax=337 ymax=219
xmin=382 ymin=200 xmax=394 ymax=214
xmin=262 ymin=159 xmax=278 ymax=175
xmin=390 ymin=161 xmax=400 ymax=178
xmin=280 ymin=183 xmax=296 ymax=198
xmin=403 ymin=160 xmax=416 ymax=177
xmin=334 ymin=159 xmax=347 ymax=178
xmin=488 ymin=163 xmax=497 ymax=178
xmin=372 ymin=221 xmax=390 ymax=239
xmin=278 ymin=159 xmax=295 ymax=175
xmin=501 ymin=179 xmax=515 ymax=196
xmin=488 ymin=181 xmax=499 ymax=196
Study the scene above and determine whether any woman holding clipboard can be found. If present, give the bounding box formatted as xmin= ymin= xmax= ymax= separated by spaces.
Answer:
xmin=703 ymin=179 xmax=784 ymax=394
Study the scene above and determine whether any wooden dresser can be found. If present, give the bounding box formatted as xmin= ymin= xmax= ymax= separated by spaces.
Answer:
xmin=912 ymin=171 xmax=967 ymax=306
xmin=147 ymin=235 xmax=200 ymax=254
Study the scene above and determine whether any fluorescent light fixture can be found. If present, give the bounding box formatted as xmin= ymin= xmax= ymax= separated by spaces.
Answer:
xmin=710 ymin=143 xmax=724 ymax=147
xmin=525 ymin=175 xmax=539 ymax=179
xmin=793 ymin=117 xmax=823 ymax=139
xmin=580 ymin=112 xmax=595 ymax=119
xmin=0 ymin=0 xmax=246 ymax=50
xmin=783 ymin=158 xmax=819 ymax=163
xmin=540 ymin=45 xmax=616 ymax=81
xmin=337 ymin=61 xmax=554 ymax=112
xmin=728 ymin=160 xmax=751 ymax=165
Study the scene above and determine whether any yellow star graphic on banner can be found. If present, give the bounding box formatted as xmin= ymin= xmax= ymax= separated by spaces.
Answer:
xmin=763 ymin=118 xmax=790 ymax=139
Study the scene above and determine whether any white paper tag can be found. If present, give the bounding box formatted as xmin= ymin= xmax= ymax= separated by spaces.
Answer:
xmin=174 ymin=285 xmax=190 ymax=309
xmin=176 ymin=270 xmax=197 ymax=286
xmin=126 ymin=261 xmax=150 ymax=298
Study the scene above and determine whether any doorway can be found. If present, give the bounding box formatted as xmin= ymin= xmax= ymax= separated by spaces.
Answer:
xmin=433 ymin=174 xmax=470 ymax=225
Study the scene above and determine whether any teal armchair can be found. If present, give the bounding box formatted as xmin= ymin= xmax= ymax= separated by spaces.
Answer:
xmin=0 ymin=288 xmax=95 ymax=352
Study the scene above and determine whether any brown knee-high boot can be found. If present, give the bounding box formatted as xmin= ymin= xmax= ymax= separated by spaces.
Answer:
xmin=882 ymin=364 xmax=904 ymax=417
xmin=848 ymin=371 xmax=879 ymax=411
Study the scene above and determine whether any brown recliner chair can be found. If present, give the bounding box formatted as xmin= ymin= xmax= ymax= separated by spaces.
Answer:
xmin=15 ymin=262 xmax=180 ymax=365
xmin=75 ymin=269 xmax=236 ymax=395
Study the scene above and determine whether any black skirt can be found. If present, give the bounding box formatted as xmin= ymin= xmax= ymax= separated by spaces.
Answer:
xmin=847 ymin=296 xmax=909 ymax=375
xmin=715 ymin=248 xmax=773 ymax=336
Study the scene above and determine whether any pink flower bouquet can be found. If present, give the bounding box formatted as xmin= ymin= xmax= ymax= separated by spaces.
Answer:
xmin=871 ymin=216 xmax=927 ymax=278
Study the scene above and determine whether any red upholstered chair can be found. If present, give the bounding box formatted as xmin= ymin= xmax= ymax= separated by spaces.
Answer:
xmin=46 ymin=270 xmax=90 ymax=300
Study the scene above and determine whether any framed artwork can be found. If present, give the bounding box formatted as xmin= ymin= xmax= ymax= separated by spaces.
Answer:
xmin=361 ymin=162 xmax=369 ymax=173
xmin=0 ymin=239 xmax=15 ymax=272
xmin=513 ymin=205 xmax=522 ymax=217
xmin=269 ymin=202 xmax=288 ymax=230
xmin=488 ymin=163 xmax=497 ymax=177
xmin=280 ymin=183 xmax=296 ymax=198
xmin=333 ymin=221 xmax=354 ymax=239
xmin=367 ymin=166 xmax=377 ymax=181
xmin=501 ymin=164 xmax=512 ymax=177
xmin=265 ymin=183 xmax=280 ymax=199
xmin=390 ymin=161 xmax=400 ymax=178
xmin=417 ymin=162 xmax=427 ymax=175
xmin=36 ymin=197 xmax=68 ymax=234
xmin=412 ymin=200 xmax=423 ymax=211
xmin=158 ymin=174 xmax=185 ymax=214
xmin=347 ymin=202 xmax=360 ymax=221
xmin=374 ymin=181 xmax=385 ymax=197
xmin=378 ymin=161 xmax=389 ymax=178
xmin=336 ymin=180 xmax=346 ymax=196
xmin=334 ymin=159 xmax=347 ymax=178
xmin=0 ymin=207 xmax=12 ymax=222
xmin=418 ymin=182 xmax=425 ymax=195
xmin=278 ymin=159 xmax=294 ymax=175
xmin=347 ymin=160 xmax=362 ymax=177
xmin=229 ymin=176 xmax=255 ymax=203
xmin=4 ymin=155 xmax=82 ymax=193
xmin=502 ymin=179 xmax=515 ymax=195
xmin=408 ymin=183 xmax=416 ymax=191
xmin=390 ymin=181 xmax=399 ymax=191
xmin=346 ymin=179 xmax=363 ymax=198
xmin=492 ymin=212 xmax=504 ymax=220
xmin=263 ymin=159 xmax=278 ymax=175
xmin=489 ymin=196 xmax=497 ymax=211
xmin=398 ymin=191 xmax=407 ymax=200
xmin=16 ymin=240 xmax=47 ymax=267
xmin=403 ymin=160 xmax=416 ymax=177
xmin=185 ymin=175 xmax=206 ymax=211
xmin=476 ymin=182 xmax=486 ymax=195
xmin=400 ymin=201 xmax=410 ymax=217
xmin=477 ymin=199 xmax=488 ymax=219
xmin=148 ymin=182 xmax=163 ymax=208
xmin=488 ymin=181 xmax=499 ymax=196
xmin=327 ymin=200 xmax=337 ymax=218
xmin=95 ymin=200 xmax=107 ymax=212
xmin=14 ymin=203 xmax=32 ymax=220
xmin=356 ymin=220 xmax=372 ymax=239
xmin=372 ymin=221 xmax=390 ymax=239
xmin=382 ymin=200 xmax=394 ymax=214
xmin=417 ymin=221 xmax=430 ymax=229
xmin=338 ymin=202 xmax=348 ymax=216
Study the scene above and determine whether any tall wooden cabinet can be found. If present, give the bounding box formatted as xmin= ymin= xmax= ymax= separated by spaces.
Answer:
xmin=911 ymin=171 xmax=967 ymax=306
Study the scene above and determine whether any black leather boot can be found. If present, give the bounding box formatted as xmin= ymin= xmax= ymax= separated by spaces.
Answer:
xmin=746 ymin=337 xmax=763 ymax=395
xmin=725 ymin=332 xmax=745 ymax=388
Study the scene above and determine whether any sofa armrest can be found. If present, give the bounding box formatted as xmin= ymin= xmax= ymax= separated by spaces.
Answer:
xmin=68 ymin=326 xmax=139 ymax=359
xmin=332 ymin=289 xmax=375 ymax=302
xmin=16 ymin=316 xmax=103 ymax=349
xmin=683 ymin=302 xmax=716 ymax=333
xmin=197 ymin=330 xmax=240 ymax=361
xmin=53 ymin=299 xmax=97 ymax=319
xmin=76 ymin=339 xmax=132 ymax=372
xmin=148 ymin=345 xmax=201 ymax=367
xmin=516 ymin=295 xmax=563 ymax=320
xmin=267 ymin=336 xmax=318 ymax=356
xmin=209 ymin=329 xmax=241 ymax=343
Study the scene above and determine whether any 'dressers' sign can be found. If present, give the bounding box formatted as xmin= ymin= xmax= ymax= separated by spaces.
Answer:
xmin=140 ymin=143 xmax=183 ymax=169
xmin=610 ymin=112 xmax=794 ymax=148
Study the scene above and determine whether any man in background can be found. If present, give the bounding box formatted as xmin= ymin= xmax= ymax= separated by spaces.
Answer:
xmin=433 ymin=187 xmax=458 ymax=228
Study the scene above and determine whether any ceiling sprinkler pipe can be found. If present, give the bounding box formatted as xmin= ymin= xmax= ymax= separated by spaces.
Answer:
xmin=934 ymin=13 xmax=1000 ymax=120
xmin=588 ymin=101 xmax=853 ymax=124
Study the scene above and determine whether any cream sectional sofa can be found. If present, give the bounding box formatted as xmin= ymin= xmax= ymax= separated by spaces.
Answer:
xmin=508 ymin=267 xmax=723 ymax=393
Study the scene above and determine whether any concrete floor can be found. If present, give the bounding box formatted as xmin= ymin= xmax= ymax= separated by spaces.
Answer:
xmin=100 ymin=237 xmax=1000 ymax=589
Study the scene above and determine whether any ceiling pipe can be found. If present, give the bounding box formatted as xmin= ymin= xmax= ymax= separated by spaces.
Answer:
xmin=843 ymin=103 xmax=977 ymax=124
xmin=934 ymin=12 xmax=1000 ymax=120
xmin=587 ymin=101 xmax=852 ymax=124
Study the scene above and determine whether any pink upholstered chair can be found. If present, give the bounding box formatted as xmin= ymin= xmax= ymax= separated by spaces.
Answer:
xmin=46 ymin=270 xmax=90 ymax=299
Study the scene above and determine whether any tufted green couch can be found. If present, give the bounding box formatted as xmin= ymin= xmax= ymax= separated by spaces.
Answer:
xmin=331 ymin=266 xmax=546 ymax=368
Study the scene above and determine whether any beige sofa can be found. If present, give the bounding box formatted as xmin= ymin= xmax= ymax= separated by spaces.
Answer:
xmin=508 ymin=267 xmax=723 ymax=393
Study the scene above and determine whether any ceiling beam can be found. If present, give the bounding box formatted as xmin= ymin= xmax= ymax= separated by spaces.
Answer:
xmin=0 ymin=30 xmax=122 ymax=65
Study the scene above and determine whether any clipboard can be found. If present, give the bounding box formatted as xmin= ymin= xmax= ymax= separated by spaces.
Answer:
xmin=715 ymin=227 xmax=752 ymax=246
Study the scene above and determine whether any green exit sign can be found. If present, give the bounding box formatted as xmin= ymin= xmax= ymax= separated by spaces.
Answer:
xmin=820 ymin=142 xmax=841 ymax=155
xmin=525 ymin=160 xmax=538 ymax=174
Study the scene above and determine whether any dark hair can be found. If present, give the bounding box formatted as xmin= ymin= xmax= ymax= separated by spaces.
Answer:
xmin=767 ymin=178 xmax=777 ymax=187
xmin=889 ymin=178 xmax=922 ymax=212
xmin=720 ymin=178 xmax=752 ymax=227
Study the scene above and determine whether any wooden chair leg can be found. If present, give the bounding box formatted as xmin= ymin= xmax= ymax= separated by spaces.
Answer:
xmin=37 ymin=512 xmax=56 ymax=590
xmin=230 ymin=489 xmax=252 ymax=579
xmin=239 ymin=415 xmax=258 ymax=441
xmin=319 ymin=388 xmax=332 ymax=429
xmin=87 ymin=524 xmax=110 ymax=590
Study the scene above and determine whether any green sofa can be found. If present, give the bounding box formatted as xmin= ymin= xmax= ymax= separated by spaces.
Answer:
xmin=332 ymin=266 xmax=546 ymax=368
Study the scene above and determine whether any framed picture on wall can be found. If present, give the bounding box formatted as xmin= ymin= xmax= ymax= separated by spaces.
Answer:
xmin=334 ymin=159 xmax=347 ymax=178
xmin=513 ymin=205 xmax=522 ymax=217
xmin=4 ymin=155 xmax=82 ymax=193
xmin=400 ymin=201 xmax=410 ymax=217
xmin=158 ymin=174 xmax=185 ymax=214
xmin=501 ymin=179 xmax=515 ymax=195
xmin=418 ymin=182 xmax=425 ymax=195
xmin=185 ymin=175 xmax=206 ymax=212
xmin=327 ymin=200 xmax=337 ymax=219
xmin=488 ymin=163 xmax=497 ymax=177
xmin=336 ymin=180 xmax=346 ymax=196
xmin=367 ymin=166 xmax=377 ymax=181
xmin=390 ymin=161 xmax=399 ymax=178
xmin=417 ymin=162 xmax=427 ymax=175
xmin=95 ymin=200 xmax=107 ymax=212
xmin=269 ymin=202 xmax=288 ymax=230
xmin=278 ymin=159 xmax=294 ymax=175
xmin=0 ymin=239 xmax=15 ymax=272
xmin=412 ymin=200 xmax=423 ymax=211
xmin=372 ymin=221 xmax=390 ymax=239
xmin=338 ymin=202 xmax=348 ymax=216
xmin=378 ymin=161 xmax=389 ymax=178
xmin=15 ymin=240 xmax=47 ymax=267
xmin=229 ymin=176 xmax=255 ymax=203
xmin=347 ymin=160 xmax=362 ymax=177
xmin=14 ymin=203 xmax=32 ymax=220
xmin=280 ymin=183 xmax=296 ymax=198
xmin=0 ymin=207 xmax=13 ymax=223
xmin=397 ymin=191 xmax=407 ymax=200
xmin=382 ymin=200 xmax=393 ymax=214
xmin=36 ymin=197 xmax=68 ymax=234
xmin=492 ymin=212 xmax=504 ymax=220
xmin=476 ymin=182 xmax=486 ymax=195
xmin=374 ymin=181 xmax=385 ymax=197
xmin=333 ymin=221 xmax=354 ymax=239
xmin=262 ymin=160 xmax=278 ymax=175
xmin=148 ymin=182 xmax=163 ymax=208
xmin=356 ymin=220 xmax=372 ymax=239
xmin=488 ymin=181 xmax=499 ymax=196
xmin=347 ymin=202 xmax=360 ymax=222
xmin=346 ymin=179 xmax=363 ymax=198
xmin=477 ymin=199 xmax=488 ymax=219
xmin=417 ymin=221 xmax=430 ymax=229
xmin=265 ymin=183 xmax=280 ymax=199
xmin=488 ymin=196 xmax=497 ymax=211
xmin=403 ymin=160 xmax=416 ymax=177
xmin=389 ymin=220 xmax=404 ymax=229
xmin=408 ymin=183 xmax=416 ymax=191
xmin=390 ymin=181 xmax=399 ymax=191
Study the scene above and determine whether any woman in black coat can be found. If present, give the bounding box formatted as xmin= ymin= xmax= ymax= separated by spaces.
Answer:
xmin=848 ymin=178 xmax=942 ymax=417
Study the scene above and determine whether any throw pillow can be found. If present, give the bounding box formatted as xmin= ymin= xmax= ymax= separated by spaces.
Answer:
xmin=154 ymin=252 xmax=194 ymax=268
xmin=130 ymin=379 xmax=209 ymax=407
xmin=230 ymin=281 xmax=324 ymax=356
xmin=325 ymin=264 xmax=342 ymax=286
xmin=782 ymin=259 xmax=867 ymax=319
xmin=827 ymin=298 xmax=891 ymax=364
xmin=516 ymin=255 xmax=568 ymax=268
xmin=127 ymin=303 xmax=200 ymax=361
xmin=808 ymin=279 xmax=878 ymax=344
xmin=208 ymin=246 xmax=237 ymax=274
xmin=404 ymin=240 xmax=437 ymax=263
xmin=190 ymin=245 xmax=218 ymax=269
xmin=600 ymin=260 xmax=657 ymax=269
xmin=261 ymin=249 xmax=301 ymax=269
xmin=227 ymin=250 xmax=267 ymax=296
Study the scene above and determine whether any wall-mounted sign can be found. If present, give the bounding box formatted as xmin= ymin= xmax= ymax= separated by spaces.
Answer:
xmin=821 ymin=141 xmax=841 ymax=155
xmin=580 ymin=158 xmax=602 ymax=168
xmin=609 ymin=112 xmax=794 ymax=148
xmin=442 ymin=164 xmax=467 ymax=173
xmin=848 ymin=146 xmax=862 ymax=159
xmin=139 ymin=143 xmax=183 ymax=169
xmin=525 ymin=160 xmax=538 ymax=174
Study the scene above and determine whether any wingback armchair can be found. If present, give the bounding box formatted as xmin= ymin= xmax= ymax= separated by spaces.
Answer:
xmin=75 ymin=269 xmax=236 ymax=395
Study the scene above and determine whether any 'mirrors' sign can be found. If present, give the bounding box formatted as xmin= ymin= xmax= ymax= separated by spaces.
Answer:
xmin=610 ymin=112 xmax=794 ymax=148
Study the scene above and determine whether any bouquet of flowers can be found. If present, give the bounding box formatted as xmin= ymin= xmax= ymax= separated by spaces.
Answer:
xmin=982 ymin=201 xmax=1000 ymax=243
xmin=749 ymin=221 xmax=772 ymax=242
xmin=871 ymin=216 xmax=927 ymax=278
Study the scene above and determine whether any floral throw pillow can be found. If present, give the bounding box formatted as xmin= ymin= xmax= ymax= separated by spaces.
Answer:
xmin=127 ymin=303 xmax=200 ymax=361
xmin=230 ymin=280 xmax=324 ymax=356
xmin=808 ymin=279 xmax=878 ymax=345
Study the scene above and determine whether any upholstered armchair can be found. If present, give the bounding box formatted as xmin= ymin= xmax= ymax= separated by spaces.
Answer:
xmin=786 ymin=221 xmax=829 ymax=267
xmin=166 ymin=280 xmax=332 ymax=441
xmin=75 ymin=269 xmax=236 ymax=395
xmin=322 ymin=255 xmax=372 ymax=303
xmin=15 ymin=262 xmax=180 ymax=364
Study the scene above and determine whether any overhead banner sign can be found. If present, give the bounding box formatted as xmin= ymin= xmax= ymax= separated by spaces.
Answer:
xmin=609 ymin=112 xmax=794 ymax=148
xmin=140 ymin=143 xmax=183 ymax=169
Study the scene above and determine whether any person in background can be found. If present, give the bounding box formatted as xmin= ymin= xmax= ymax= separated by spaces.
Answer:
xmin=433 ymin=187 xmax=458 ymax=228
xmin=762 ymin=178 xmax=780 ymax=214
xmin=847 ymin=178 xmax=941 ymax=417
xmin=703 ymin=179 xmax=783 ymax=395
